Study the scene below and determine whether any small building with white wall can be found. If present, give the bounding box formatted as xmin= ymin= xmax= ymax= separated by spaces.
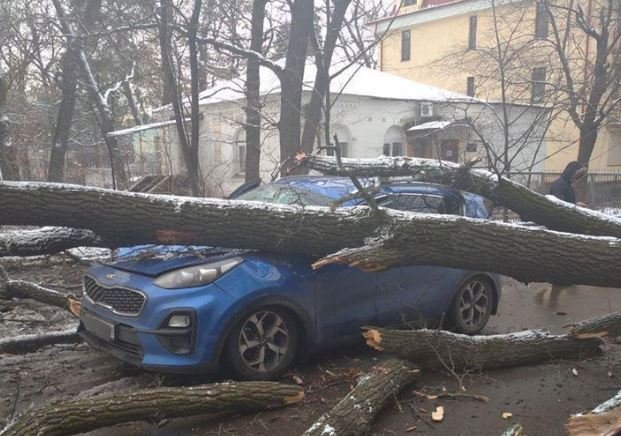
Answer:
xmin=113 ymin=62 xmax=549 ymax=196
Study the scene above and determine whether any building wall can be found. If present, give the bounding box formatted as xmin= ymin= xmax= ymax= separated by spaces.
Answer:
xmin=376 ymin=0 xmax=620 ymax=172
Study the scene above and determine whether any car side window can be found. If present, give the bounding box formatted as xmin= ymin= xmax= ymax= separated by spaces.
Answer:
xmin=379 ymin=194 xmax=447 ymax=214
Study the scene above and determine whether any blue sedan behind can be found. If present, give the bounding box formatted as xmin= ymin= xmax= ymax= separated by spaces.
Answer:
xmin=78 ymin=176 xmax=501 ymax=380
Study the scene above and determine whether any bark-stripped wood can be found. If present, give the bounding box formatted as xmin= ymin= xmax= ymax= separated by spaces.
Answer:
xmin=303 ymin=359 xmax=419 ymax=436
xmin=0 ymin=381 xmax=304 ymax=436
xmin=297 ymin=154 xmax=621 ymax=238
xmin=0 ymin=182 xmax=620 ymax=287
xmin=362 ymin=312 xmax=621 ymax=370
xmin=0 ymin=328 xmax=80 ymax=354
xmin=0 ymin=265 xmax=75 ymax=312
xmin=566 ymin=390 xmax=621 ymax=436
xmin=0 ymin=227 xmax=104 ymax=257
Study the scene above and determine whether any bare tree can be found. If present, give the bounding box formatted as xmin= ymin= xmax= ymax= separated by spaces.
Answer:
xmin=544 ymin=0 xmax=621 ymax=165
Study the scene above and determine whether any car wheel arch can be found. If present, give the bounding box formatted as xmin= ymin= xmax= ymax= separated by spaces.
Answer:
xmin=213 ymin=296 xmax=313 ymax=369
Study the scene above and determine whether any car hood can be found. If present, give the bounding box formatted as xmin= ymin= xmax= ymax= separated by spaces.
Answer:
xmin=101 ymin=245 xmax=249 ymax=277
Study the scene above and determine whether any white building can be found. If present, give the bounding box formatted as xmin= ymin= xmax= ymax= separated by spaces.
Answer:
xmin=115 ymin=62 xmax=548 ymax=196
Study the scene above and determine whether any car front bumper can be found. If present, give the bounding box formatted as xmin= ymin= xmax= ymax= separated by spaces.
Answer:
xmin=78 ymin=263 xmax=236 ymax=373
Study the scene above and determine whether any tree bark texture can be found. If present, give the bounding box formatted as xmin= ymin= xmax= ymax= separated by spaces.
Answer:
xmin=303 ymin=359 xmax=419 ymax=436
xmin=0 ymin=264 xmax=76 ymax=312
xmin=0 ymin=382 xmax=304 ymax=436
xmin=0 ymin=72 xmax=19 ymax=180
xmin=362 ymin=311 xmax=621 ymax=371
xmin=300 ymin=0 xmax=351 ymax=156
xmin=0 ymin=182 xmax=621 ymax=287
xmin=158 ymin=0 xmax=200 ymax=196
xmin=566 ymin=389 xmax=621 ymax=436
xmin=279 ymin=0 xmax=314 ymax=172
xmin=51 ymin=0 xmax=128 ymax=189
xmin=48 ymin=48 xmax=79 ymax=182
xmin=0 ymin=227 xmax=103 ymax=257
xmin=297 ymin=155 xmax=621 ymax=239
xmin=244 ymin=0 xmax=266 ymax=183
xmin=0 ymin=328 xmax=80 ymax=354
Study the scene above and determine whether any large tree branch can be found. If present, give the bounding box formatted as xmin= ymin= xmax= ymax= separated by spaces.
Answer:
xmin=0 ymin=182 xmax=620 ymax=287
xmin=363 ymin=311 xmax=621 ymax=371
xmin=0 ymin=227 xmax=105 ymax=257
xmin=0 ymin=381 xmax=304 ymax=436
xmin=297 ymin=155 xmax=621 ymax=239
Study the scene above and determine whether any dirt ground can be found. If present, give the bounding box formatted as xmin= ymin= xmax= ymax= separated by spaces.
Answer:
xmin=2 ymin=261 xmax=621 ymax=435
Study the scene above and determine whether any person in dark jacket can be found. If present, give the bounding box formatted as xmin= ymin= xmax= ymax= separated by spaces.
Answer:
xmin=549 ymin=161 xmax=587 ymax=204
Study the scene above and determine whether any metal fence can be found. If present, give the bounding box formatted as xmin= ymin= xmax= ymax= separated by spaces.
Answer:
xmin=511 ymin=171 xmax=621 ymax=209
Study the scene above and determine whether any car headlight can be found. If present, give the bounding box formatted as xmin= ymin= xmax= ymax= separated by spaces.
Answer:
xmin=153 ymin=257 xmax=243 ymax=289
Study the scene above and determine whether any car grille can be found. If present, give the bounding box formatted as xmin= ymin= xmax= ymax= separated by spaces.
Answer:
xmin=83 ymin=276 xmax=146 ymax=316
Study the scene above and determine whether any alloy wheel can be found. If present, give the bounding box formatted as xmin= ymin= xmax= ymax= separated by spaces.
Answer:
xmin=458 ymin=279 xmax=490 ymax=328
xmin=238 ymin=310 xmax=290 ymax=373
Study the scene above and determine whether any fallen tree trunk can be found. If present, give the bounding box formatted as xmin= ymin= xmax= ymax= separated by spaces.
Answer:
xmin=0 ymin=182 xmax=620 ymax=287
xmin=0 ymin=328 xmax=80 ymax=354
xmin=0 ymin=264 xmax=76 ymax=312
xmin=303 ymin=359 xmax=419 ymax=436
xmin=362 ymin=312 xmax=621 ymax=370
xmin=0 ymin=227 xmax=104 ymax=257
xmin=0 ymin=381 xmax=303 ymax=436
xmin=297 ymin=154 xmax=621 ymax=239
xmin=566 ymin=390 xmax=621 ymax=435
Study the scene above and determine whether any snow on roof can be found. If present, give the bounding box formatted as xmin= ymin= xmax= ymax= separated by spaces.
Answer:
xmin=407 ymin=120 xmax=454 ymax=131
xmin=107 ymin=118 xmax=191 ymax=138
xmin=191 ymin=60 xmax=475 ymax=107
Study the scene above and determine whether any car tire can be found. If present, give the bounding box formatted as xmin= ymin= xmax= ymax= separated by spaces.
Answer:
xmin=448 ymin=277 xmax=494 ymax=334
xmin=224 ymin=306 xmax=299 ymax=380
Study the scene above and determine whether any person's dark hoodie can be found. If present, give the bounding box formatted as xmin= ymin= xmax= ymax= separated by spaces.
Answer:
xmin=549 ymin=161 xmax=584 ymax=204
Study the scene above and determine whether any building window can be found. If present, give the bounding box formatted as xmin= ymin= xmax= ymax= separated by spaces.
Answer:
xmin=535 ymin=1 xmax=549 ymax=38
xmin=531 ymin=67 xmax=546 ymax=103
xmin=383 ymin=126 xmax=406 ymax=156
xmin=235 ymin=129 xmax=246 ymax=174
xmin=403 ymin=0 xmax=417 ymax=5
xmin=468 ymin=16 xmax=477 ymax=49
xmin=401 ymin=30 xmax=411 ymax=61
xmin=467 ymin=76 xmax=475 ymax=97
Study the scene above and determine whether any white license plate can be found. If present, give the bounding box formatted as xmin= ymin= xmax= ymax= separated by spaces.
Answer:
xmin=82 ymin=312 xmax=116 ymax=342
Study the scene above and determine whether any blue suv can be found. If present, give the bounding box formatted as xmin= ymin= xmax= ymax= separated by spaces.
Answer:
xmin=78 ymin=176 xmax=501 ymax=380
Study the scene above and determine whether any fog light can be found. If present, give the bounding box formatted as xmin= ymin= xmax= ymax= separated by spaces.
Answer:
xmin=168 ymin=314 xmax=191 ymax=328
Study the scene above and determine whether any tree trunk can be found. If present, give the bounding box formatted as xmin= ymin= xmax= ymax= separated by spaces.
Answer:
xmin=300 ymin=0 xmax=351 ymax=157
xmin=158 ymin=0 xmax=201 ymax=196
xmin=1 ymin=181 xmax=621 ymax=287
xmin=51 ymin=0 xmax=128 ymax=190
xmin=0 ymin=328 xmax=80 ymax=354
xmin=0 ymin=381 xmax=304 ymax=436
xmin=0 ymin=72 xmax=19 ymax=181
xmin=279 ymin=0 xmax=313 ymax=173
xmin=244 ymin=0 xmax=266 ymax=183
xmin=566 ymin=390 xmax=621 ymax=436
xmin=303 ymin=359 xmax=419 ymax=436
xmin=362 ymin=312 xmax=621 ymax=370
xmin=187 ymin=0 xmax=204 ymax=196
xmin=297 ymin=155 xmax=621 ymax=238
xmin=48 ymin=48 xmax=79 ymax=182
xmin=0 ymin=227 xmax=103 ymax=257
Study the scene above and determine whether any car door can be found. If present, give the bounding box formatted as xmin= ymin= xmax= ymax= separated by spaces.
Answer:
xmin=314 ymin=263 xmax=377 ymax=344
xmin=375 ymin=193 xmax=461 ymax=326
